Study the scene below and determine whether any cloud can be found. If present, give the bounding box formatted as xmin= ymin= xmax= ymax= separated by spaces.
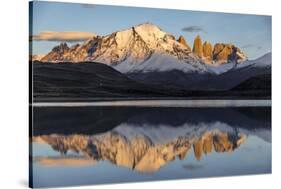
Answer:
xmin=32 ymin=31 xmax=96 ymax=42
xmin=182 ymin=26 xmax=206 ymax=33
xmin=241 ymin=44 xmax=262 ymax=50
xmin=182 ymin=164 xmax=204 ymax=170
xmin=80 ymin=3 xmax=96 ymax=9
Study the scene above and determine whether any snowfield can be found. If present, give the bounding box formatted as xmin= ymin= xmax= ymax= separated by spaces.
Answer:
xmin=114 ymin=52 xmax=271 ymax=75
xmin=114 ymin=53 xmax=207 ymax=74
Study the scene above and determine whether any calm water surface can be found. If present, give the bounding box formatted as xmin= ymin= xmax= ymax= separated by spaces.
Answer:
xmin=30 ymin=105 xmax=271 ymax=188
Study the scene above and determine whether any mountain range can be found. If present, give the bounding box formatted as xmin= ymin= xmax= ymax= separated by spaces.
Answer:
xmin=31 ymin=23 xmax=271 ymax=100
xmin=35 ymin=23 xmax=248 ymax=67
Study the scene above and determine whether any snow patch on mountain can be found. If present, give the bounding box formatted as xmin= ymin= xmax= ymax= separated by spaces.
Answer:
xmin=114 ymin=53 xmax=208 ymax=74
xmin=134 ymin=23 xmax=166 ymax=46
xmin=205 ymin=63 xmax=235 ymax=74
xmin=236 ymin=52 xmax=272 ymax=69
xmin=204 ymin=52 xmax=271 ymax=74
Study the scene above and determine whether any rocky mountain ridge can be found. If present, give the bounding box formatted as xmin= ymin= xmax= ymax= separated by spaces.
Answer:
xmin=36 ymin=23 xmax=247 ymax=66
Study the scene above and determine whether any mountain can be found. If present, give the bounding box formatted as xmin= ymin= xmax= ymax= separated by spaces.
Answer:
xmin=40 ymin=23 xmax=197 ymax=65
xmin=177 ymin=35 xmax=191 ymax=51
xmin=32 ymin=52 xmax=271 ymax=99
xmin=114 ymin=53 xmax=208 ymax=74
xmin=32 ymin=23 xmax=270 ymax=99
xmin=193 ymin=35 xmax=203 ymax=58
xmin=202 ymin=41 xmax=213 ymax=64
xmin=30 ymin=54 xmax=45 ymax=62
xmin=126 ymin=52 xmax=271 ymax=95
xmin=193 ymin=52 xmax=272 ymax=91
xmin=41 ymin=43 xmax=70 ymax=62
xmin=32 ymin=61 xmax=194 ymax=99
xmin=213 ymin=43 xmax=247 ymax=64
xmin=39 ymin=23 xmax=246 ymax=68
xmin=232 ymin=74 xmax=271 ymax=91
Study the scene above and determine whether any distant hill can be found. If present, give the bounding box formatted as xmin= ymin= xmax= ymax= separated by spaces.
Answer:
xmin=230 ymin=74 xmax=271 ymax=98
xmin=32 ymin=61 xmax=188 ymax=99
xmin=232 ymin=74 xmax=271 ymax=91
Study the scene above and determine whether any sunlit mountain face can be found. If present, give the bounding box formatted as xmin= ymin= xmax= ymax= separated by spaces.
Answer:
xmin=31 ymin=106 xmax=271 ymax=187
xmin=36 ymin=23 xmax=248 ymax=66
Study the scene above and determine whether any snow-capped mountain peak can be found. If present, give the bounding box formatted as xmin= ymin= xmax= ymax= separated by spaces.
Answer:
xmin=134 ymin=23 xmax=170 ymax=48
xmin=39 ymin=22 xmax=248 ymax=75
xmin=86 ymin=26 xmax=152 ymax=64
xmin=135 ymin=23 xmax=166 ymax=37
xmin=40 ymin=23 xmax=194 ymax=64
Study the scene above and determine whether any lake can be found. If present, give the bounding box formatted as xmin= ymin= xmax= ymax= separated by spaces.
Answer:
xmin=30 ymin=103 xmax=271 ymax=188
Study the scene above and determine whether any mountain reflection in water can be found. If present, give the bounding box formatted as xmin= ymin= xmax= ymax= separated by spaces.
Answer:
xmin=31 ymin=106 xmax=271 ymax=187
xmin=33 ymin=128 xmax=247 ymax=172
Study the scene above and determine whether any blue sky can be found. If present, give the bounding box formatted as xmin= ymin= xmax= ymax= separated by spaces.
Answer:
xmin=30 ymin=1 xmax=271 ymax=59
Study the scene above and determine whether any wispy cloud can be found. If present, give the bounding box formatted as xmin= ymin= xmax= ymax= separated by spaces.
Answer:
xmin=242 ymin=44 xmax=262 ymax=50
xmin=32 ymin=31 xmax=96 ymax=42
xmin=182 ymin=26 xmax=206 ymax=33
xmin=80 ymin=3 xmax=96 ymax=9
xmin=182 ymin=164 xmax=204 ymax=170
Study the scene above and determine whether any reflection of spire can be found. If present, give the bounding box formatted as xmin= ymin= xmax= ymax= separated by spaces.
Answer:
xmin=202 ymin=132 xmax=213 ymax=154
xmin=178 ymin=149 xmax=188 ymax=160
xmin=33 ymin=129 xmax=247 ymax=173
xmin=193 ymin=139 xmax=203 ymax=160
xmin=213 ymin=132 xmax=233 ymax=152
xmin=193 ymin=132 xmax=214 ymax=160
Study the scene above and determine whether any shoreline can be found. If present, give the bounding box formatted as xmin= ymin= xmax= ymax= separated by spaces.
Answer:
xmin=31 ymin=99 xmax=272 ymax=108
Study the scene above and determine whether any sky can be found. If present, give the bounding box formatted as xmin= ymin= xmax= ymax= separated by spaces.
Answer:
xmin=30 ymin=1 xmax=272 ymax=59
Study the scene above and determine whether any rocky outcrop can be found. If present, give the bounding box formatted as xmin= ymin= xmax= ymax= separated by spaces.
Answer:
xmin=30 ymin=54 xmax=45 ymax=62
xmin=41 ymin=37 xmax=101 ymax=62
xmin=202 ymin=41 xmax=213 ymax=64
xmin=41 ymin=42 xmax=70 ymax=62
xmin=192 ymin=35 xmax=203 ymax=58
xmin=177 ymin=35 xmax=191 ymax=51
xmin=213 ymin=43 xmax=247 ymax=64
